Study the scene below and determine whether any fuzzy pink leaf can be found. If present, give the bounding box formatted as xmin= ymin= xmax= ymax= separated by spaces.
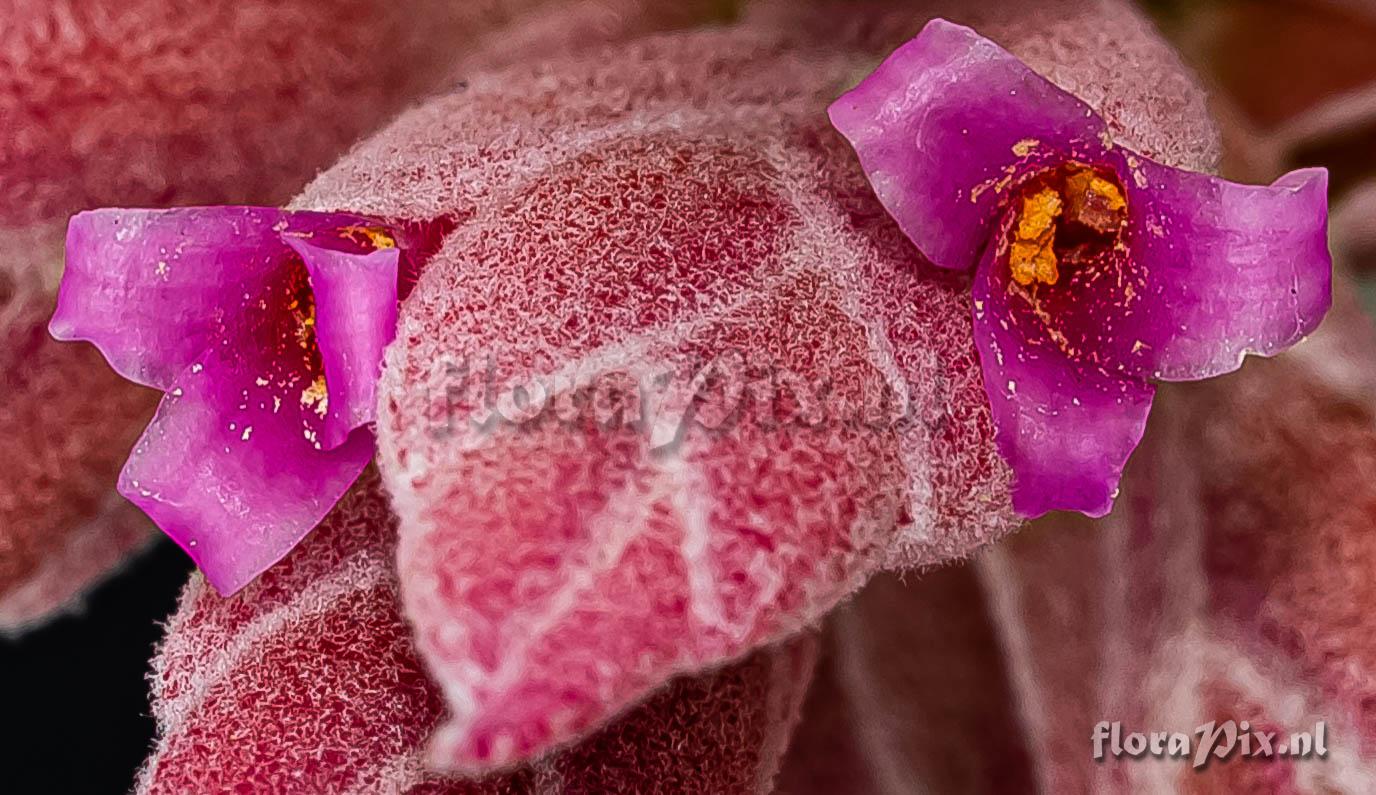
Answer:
xmin=348 ymin=35 xmax=1004 ymax=773
xmin=287 ymin=0 xmax=1227 ymax=775
xmin=285 ymin=0 xmax=1223 ymax=772
xmin=138 ymin=471 xmax=816 ymax=794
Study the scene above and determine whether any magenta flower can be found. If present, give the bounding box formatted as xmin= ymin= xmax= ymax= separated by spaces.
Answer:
xmin=49 ymin=207 xmax=436 ymax=594
xmin=829 ymin=19 xmax=1332 ymax=518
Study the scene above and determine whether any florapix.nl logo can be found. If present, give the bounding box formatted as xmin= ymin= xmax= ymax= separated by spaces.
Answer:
xmin=1092 ymin=720 xmax=1329 ymax=770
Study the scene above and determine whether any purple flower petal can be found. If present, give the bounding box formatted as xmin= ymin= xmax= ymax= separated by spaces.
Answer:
xmin=830 ymin=19 xmax=1333 ymax=518
xmin=119 ymin=348 xmax=373 ymax=595
xmin=52 ymin=205 xmax=424 ymax=593
xmin=1114 ymin=164 xmax=1332 ymax=381
xmin=50 ymin=207 xmax=395 ymax=390
xmin=978 ymin=158 xmax=1332 ymax=385
xmin=827 ymin=18 xmax=1106 ymax=272
xmin=283 ymin=236 xmax=400 ymax=449
xmin=972 ymin=238 xmax=1155 ymax=518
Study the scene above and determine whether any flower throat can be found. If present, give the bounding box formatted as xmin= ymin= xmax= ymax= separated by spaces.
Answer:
xmin=1008 ymin=164 xmax=1127 ymax=287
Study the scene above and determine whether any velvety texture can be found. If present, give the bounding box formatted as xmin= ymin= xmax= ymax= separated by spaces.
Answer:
xmin=830 ymin=19 xmax=1331 ymax=518
xmin=281 ymin=0 xmax=1227 ymax=773
xmin=137 ymin=471 xmax=816 ymax=794
xmin=347 ymin=30 xmax=992 ymax=774
xmin=0 ymin=0 xmax=605 ymax=226
xmin=18 ymin=0 xmax=1278 ymax=788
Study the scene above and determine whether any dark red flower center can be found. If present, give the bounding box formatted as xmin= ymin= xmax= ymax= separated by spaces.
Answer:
xmin=1005 ymin=163 xmax=1128 ymax=287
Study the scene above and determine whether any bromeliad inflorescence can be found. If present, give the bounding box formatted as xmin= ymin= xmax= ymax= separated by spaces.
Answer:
xmin=46 ymin=19 xmax=1332 ymax=597
xmin=829 ymin=19 xmax=1332 ymax=518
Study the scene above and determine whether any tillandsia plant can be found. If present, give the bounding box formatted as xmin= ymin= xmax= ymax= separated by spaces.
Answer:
xmin=42 ymin=0 xmax=1335 ymax=791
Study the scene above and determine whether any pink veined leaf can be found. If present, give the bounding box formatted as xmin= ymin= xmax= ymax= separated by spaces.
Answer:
xmin=279 ymin=0 xmax=1224 ymax=773
xmin=1 ymin=0 xmax=724 ymax=629
xmin=358 ymin=37 xmax=994 ymax=775
xmin=971 ymin=282 xmax=1376 ymax=791
xmin=137 ymin=470 xmax=816 ymax=795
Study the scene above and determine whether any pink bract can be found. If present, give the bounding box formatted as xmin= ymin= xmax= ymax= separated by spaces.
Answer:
xmin=283 ymin=0 xmax=1236 ymax=771
xmin=138 ymin=472 xmax=816 ymax=794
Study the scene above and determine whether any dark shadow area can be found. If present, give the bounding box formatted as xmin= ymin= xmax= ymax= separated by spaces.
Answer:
xmin=0 ymin=540 xmax=191 ymax=794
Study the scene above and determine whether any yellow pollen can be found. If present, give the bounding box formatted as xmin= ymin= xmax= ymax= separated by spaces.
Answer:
xmin=1009 ymin=188 xmax=1063 ymax=286
xmin=294 ymin=303 xmax=317 ymax=349
xmin=1065 ymin=170 xmax=1126 ymax=216
xmin=301 ymin=375 xmax=329 ymax=418
xmin=1007 ymin=167 xmax=1128 ymax=287
xmin=341 ymin=225 xmax=397 ymax=250
xmin=1016 ymin=188 xmax=1062 ymax=240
